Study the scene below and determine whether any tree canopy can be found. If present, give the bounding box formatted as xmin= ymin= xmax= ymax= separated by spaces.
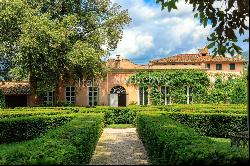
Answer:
xmin=0 ymin=0 xmax=131 ymax=96
xmin=156 ymin=0 xmax=249 ymax=56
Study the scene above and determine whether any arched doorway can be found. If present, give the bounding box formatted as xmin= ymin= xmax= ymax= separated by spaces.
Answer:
xmin=110 ymin=86 xmax=127 ymax=107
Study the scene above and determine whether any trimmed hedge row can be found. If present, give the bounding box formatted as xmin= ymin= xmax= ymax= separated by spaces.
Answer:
xmin=0 ymin=113 xmax=104 ymax=165
xmin=136 ymin=112 xmax=249 ymax=165
xmin=167 ymin=112 xmax=248 ymax=138
xmin=0 ymin=114 xmax=75 ymax=144
xmin=80 ymin=108 xmax=139 ymax=125
xmin=0 ymin=109 xmax=77 ymax=119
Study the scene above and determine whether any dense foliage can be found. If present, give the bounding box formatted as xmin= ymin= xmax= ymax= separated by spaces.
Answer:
xmin=0 ymin=0 xmax=131 ymax=98
xmin=0 ymin=89 xmax=5 ymax=108
xmin=156 ymin=0 xmax=249 ymax=56
xmin=206 ymin=72 xmax=248 ymax=104
xmin=0 ymin=109 xmax=77 ymax=119
xmin=128 ymin=70 xmax=248 ymax=105
xmin=0 ymin=114 xmax=104 ymax=165
xmin=0 ymin=114 xmax=74 ymax=144
xmin=128 ymin=70 xmax=210 ymax=105
xmin=136 ymin=112 xmax=249 ymax=165
xmin=167 ymin=112 xmax=247 ymax=138
xmin=0 ymin=105 xmax=248 ymax=164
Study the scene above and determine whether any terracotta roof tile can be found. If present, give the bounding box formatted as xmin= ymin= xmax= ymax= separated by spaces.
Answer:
xmin=150 ymin=54 xmax=246 ymax=64
xmin=0 ymin=82 xmax=31 ymax=95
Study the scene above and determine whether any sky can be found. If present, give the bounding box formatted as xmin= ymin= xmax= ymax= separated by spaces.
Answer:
xmin=110 ymin=0 xmax=249 ymax=64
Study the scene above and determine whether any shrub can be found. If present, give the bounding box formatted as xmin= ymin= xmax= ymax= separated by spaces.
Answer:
xmin=136 ymin=112 xmax=249 ymax=165
xmin=0 ymin=109 xmax=77 ymax=119
xmin=167 ymin=112 xmax=248 ymax=138
xmin=0 ymin=114 xmax=104 ymax=165
xmin=0 ymin=114 xmax=74 ymax=144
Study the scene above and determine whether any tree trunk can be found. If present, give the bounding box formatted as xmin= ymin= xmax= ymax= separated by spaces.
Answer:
xmin=29 ymin=74 xmax=38 ymax=105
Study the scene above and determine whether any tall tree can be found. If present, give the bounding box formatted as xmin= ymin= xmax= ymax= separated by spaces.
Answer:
xmin=0 ymin=0 xmax=131 ymax=102
xmin=156 ymin=0 xmax=249 ymax=56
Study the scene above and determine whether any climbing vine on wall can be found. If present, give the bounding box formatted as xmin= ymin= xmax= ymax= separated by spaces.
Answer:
xmin=205 ymin=71 xmax=248 ymax=104
xmin=128 ymin=70 xmax=210 ymax=105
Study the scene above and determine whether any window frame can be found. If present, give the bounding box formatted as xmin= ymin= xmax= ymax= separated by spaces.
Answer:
xmin=229 ymin=63 xmax=236 ymax=70
xmin=139 ymin=87 xmax=148 ymax=105
xmin=161 ymin=86 xmax=171 ymax=105
xmin=216 ymin=64 xmax=222 ymax=70
xmin=65 ymin=86 xmax=75 ymax=104
xmin=206 ymin=64 xmax=211 ymax=69
xmin=185 ymin=86 xmax=193 ymax=104
xmin=88 ymin=86 xmax=99 ymax=106
xmin=43 ymin=91 xmax=54 ymax=105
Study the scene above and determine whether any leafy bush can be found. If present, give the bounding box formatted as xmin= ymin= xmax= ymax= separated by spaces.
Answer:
xmin=0 ymin=89 xmax=5 ymax=108
xmin=0 ymin=114 xmax=104 ymax=165
xmin=0 ymin=114 xmax=74 ymax=144
xmin=136 ymin=112 xmax=249 ymax=165
xmin=0 ymin=109 xmax=76 ymax=119
xmin=167 ymin=112 xmax=248 ymax=138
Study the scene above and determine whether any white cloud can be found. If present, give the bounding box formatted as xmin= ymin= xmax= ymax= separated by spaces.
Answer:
xmin=111 ymin=29 xmax=154 ymax=59
xmin=110 ymin=0 xmax=248 ymax=64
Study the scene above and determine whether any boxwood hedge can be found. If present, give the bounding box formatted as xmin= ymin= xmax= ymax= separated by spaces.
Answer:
xmin=136 ymin=112 xmax=249 ymax=165
xmin=0 ymin=114 xmax=75 ymax=144
xmin=0 ymin=113 xmax=104 ymax=165
xmin=167 ymin=112 xmax=248 ymax=138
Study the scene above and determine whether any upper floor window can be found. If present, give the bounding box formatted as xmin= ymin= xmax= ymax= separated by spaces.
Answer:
xmin=216 ymin=64 xmax=222 ymax=70
xmin=65 ymin=86 xmax=75 ymax=104
xmin=206 ymin=64 xmax=211 ymax=69
xmin=230 ymin=63 xmax=236 ymax=70
xmin=139 ymin=87 xmax=148 ymax=105
xmin=43 ymin=91 xmax=54 ymax=104
xmin=161 ymin=86 xmax=171 ymax=105
xmin=89 ymin=87 xmax=98 ymax=106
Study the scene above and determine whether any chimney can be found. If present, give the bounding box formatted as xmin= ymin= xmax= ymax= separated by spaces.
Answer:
xmin=115 ymin=55 xmax=121 ymax=68
xmin=236 ymin=54 xmax=242 ymax=59
xmin=198 ymin=46 xmax=209 ymax=56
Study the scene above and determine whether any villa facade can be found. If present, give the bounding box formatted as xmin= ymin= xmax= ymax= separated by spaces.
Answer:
xmin=0 ymin=47 xmax=246 ymax=107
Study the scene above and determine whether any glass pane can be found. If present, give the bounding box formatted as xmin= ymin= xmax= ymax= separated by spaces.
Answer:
xmin=89 ymin=87 xmax=93 ymax=91
xmin=71 ymin=87 xmax=75 ymax=91
xmin=66 ymin=87 xmax=70 ymax=91
xmin=94 ymin=102 xmax=97 ymax=106
xmin=66 ymin=97 xmax=70 ymax=101
xmin=89 ymin=92 xmax=92 ymax=96
xmin=49 ymin=92 xmax=53 ymax=96
xmin=89 ymin=102 xmax=93 ymax=106
xmin=71 ymin=97 xmax=75 ymax=101
xmin=66 ymin=92 xmax=70 ymax=96
xmin=94 ymin=92 xmax=98 ymax=96
xmin=144 ymin=92 xmax=148 ymax=105
xmin=71 ymin=92 xmax=75 ymax=97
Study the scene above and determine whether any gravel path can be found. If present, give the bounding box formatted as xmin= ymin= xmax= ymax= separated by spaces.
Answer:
xmin=89 ymin=128 xmax=150 ymax=165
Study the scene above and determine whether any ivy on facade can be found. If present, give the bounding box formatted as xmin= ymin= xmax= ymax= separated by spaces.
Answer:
xmin=128 ymin=70 xmax=210 ymax=105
